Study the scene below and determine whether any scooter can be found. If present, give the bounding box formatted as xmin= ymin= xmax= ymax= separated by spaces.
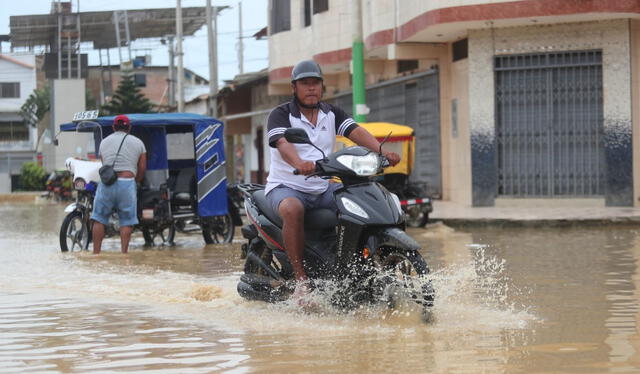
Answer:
xmin=236 ymin=128 xmax=435 ymax=318
xmin=59 ymin=157 xmax=174 ymax=251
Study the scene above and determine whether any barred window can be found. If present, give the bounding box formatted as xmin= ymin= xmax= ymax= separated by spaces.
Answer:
xmin=0 ymin=121 xmax=28 ymax=141
xmin=0 ymin=83 xmax=20 ymax=98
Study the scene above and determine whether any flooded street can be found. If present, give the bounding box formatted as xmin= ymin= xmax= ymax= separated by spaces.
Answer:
xmin=1 ymin=202 xmax=640 ymax=373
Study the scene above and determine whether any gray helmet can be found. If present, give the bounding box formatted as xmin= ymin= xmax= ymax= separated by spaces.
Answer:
xmin=291 ymin=60 xmax=323 ymax=82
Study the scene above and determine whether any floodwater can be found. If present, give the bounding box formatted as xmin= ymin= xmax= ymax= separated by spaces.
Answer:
xmin=1 ymin=203 xmax=640 ymax=373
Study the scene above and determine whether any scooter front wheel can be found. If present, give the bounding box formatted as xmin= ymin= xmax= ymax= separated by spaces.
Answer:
xmin=376 ymin=249 xmax=435 ymax=321
xmin=59 ymin=211 xmax=90 ymax=252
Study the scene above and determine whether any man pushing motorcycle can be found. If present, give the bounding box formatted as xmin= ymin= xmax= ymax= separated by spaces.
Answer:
xmin=92 ymin=115 xmax=147 ymax=254
xmin=266 ymin=60 xmax=401 ymax=304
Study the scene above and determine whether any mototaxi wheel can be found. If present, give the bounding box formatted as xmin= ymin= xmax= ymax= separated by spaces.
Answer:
xmin=202 ymin=213 xmax=234 ymax=244
xmin=375 ymin=248 xmax=435 ymax=321
xmin=60 ymin=211 xmax=90 ymax=252
xmin=405 ymin=206 xmax=429 ymax=228
xmin=142 ymin=224 xmax=176 ymax=246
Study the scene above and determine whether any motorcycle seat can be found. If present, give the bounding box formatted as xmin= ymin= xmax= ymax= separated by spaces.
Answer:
xmin=253 ymin=190 xmax=337 ymax=231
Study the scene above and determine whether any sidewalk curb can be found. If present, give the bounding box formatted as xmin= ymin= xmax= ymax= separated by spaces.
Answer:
xmin=434 ymin=217 xmax=640 ymax=228
xmin=0 ymin=192 xmax=43 ymax=204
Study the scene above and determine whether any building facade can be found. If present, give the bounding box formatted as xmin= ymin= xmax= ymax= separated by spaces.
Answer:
xmin=267 ymin=0 xmax=640 ymax=207
xmin=86 ymin=65 xmax=209 ymax=110
xmin=0 ymin=54 xmax=37 ymax=192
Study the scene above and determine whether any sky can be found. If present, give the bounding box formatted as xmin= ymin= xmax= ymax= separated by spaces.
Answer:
xmin=0 ymin=0 xmax=269 ymax=86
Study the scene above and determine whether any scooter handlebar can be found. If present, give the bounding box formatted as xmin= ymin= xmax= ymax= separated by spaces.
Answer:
xmin=293 ymin=162 xmax=319 ymax=175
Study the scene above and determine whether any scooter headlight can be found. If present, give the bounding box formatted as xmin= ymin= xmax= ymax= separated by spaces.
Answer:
xmin=74 ymin=178 xmax=86 ymax=190
xmin=336 ymin=153 xmax=380 ymax=176
xmin=341 ymin=197 xmax=369 ymax=219
xmin=389 ymin=192 xmax=403 ymax=215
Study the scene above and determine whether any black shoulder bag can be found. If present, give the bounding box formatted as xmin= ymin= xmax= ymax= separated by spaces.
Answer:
xmin=99 ymin=134 xmax=128 ymax=186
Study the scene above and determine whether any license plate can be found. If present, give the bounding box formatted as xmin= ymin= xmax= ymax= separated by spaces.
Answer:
xmin=72 ymin=110 xmax=99 ymax=121
xmin=142 ymin=209 xmax=154 ymax=220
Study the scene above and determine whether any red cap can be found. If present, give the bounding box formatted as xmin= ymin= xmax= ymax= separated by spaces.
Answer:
xmin=113 ymin=114 xmax=131 ymax=126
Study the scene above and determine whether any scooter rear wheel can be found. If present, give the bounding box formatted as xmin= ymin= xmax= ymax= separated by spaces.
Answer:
xmin=142 ymin=225 xmax=176 ymax=246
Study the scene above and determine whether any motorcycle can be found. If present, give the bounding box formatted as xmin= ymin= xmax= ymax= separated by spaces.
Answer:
xmin=236 ymin=128 xmax=435 ymax=319
xmin=59 ymin=158 xmax=111 ymax=252
xmin=45 ymin=169 xmax=73 ymax=202
xmin=59 ymin=157 xmax=178 ymax=251
xmin=58 ymin=113 xmax=240 ymax=251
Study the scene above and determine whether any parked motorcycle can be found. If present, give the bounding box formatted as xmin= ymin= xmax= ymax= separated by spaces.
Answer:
xmin=236 ymin=128 xmax=435 ymax=319
xmin=59 ymin=158 xmax=111 ymax=252
xmin=59 ymin=157 xmax=174 ymax=252
xmin=45 ymin=169 xmax=73 ymax=202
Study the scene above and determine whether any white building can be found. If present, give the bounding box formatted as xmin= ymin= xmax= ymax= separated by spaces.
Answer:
xmin=0 ymin=54 xmax=37 ymax=193
xmin=266 ymin=0 xmax=640 ymax=207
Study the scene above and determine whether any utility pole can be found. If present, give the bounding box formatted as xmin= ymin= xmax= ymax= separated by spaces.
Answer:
xmin=176 ymin=0 xmax=184 ymax=112
xmin=77 ymin=0 xmax=81 ymax=79
xmin=352 ymin=0 xmax=367 ymax=122
xmin=113 ymin=11 xmax=123 ymax=64
xmin=124 ymin=10 xmax=132 ymax=63
xmin=206 ymin=0 xmax=219 ymax=117
xmin=167 ymin=35 xmax=175 ymax=107
xmin=238 ymin=1 xmax=244 ymax=75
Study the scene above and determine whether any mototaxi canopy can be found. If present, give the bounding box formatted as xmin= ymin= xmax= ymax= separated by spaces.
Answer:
xmin=59 ymin=113 xmax=227 ymax=217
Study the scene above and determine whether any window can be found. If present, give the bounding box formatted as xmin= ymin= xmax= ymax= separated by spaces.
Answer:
xmin=0 ymin=121 xmax=28 ymax=141
xmin=397 ymin=60 xmax=419 ymax=74
xmin=0 ymin=83 xmax=20 ymax=98
xmin=452 ymin=38 xmax=468 ymax=62
xmin=313 ymin=0 xmax=328 ymax=14
xmin=270 ymin=0 xmax=291 ymax=35
xmin=134 ymin=74 xmax=146 ymax=87
xmin=303 ymin=0 xmax=311 ymax=27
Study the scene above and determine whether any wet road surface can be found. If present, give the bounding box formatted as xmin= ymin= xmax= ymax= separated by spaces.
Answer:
xmin=1 ymin=202 xmax=639 ymax=373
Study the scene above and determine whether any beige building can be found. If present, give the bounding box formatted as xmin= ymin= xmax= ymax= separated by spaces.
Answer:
xmin=267 ymin=0 xmax=640 ymax=207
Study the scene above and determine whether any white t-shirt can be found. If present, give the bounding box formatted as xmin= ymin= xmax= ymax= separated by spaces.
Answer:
xmin=266 ymin=101 xmax=358 ymax=195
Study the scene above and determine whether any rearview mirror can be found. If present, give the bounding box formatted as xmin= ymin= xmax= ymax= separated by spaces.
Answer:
xmin=284 ymin=128 xmax=311 ymax=144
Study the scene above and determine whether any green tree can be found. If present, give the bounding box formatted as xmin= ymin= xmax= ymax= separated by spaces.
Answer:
xmin=101 ymin=72 xmax=154 ymax=115
xmin=19 ymin=162 xmax=46 ymax=191
xmin=21 ymin=84 xmax=50 ymax=127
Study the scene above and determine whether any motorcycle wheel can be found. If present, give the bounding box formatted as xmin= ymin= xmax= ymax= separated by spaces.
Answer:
xmin=376 ymin=249 xmax=435 ymax=321
xmin=59 ymin=211 xmax=90 ymax=252
xmin=405 ymin=206 xmax=429 ymax=228
xmin=142 ymin=225 xmax=176 ymax=246
xmin=202 ymin=213 xmax=234 ymax=244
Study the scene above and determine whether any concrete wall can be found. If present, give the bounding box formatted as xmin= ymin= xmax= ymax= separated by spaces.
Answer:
xmin=469 ymin=19 xmax=632 ymax=206
xmin=632 ymin=20 xmax=640 ymax=207
xmin=0 ymin=172 xmax=9 ymax=193
xmin=45 ymin=79 xmax=90 ymax=171
xmin=445 ymin=58 xmax=472 ymax=205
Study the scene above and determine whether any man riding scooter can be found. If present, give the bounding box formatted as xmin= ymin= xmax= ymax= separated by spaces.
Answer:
xmin=265 ymin=60 xmax=401 ymax=304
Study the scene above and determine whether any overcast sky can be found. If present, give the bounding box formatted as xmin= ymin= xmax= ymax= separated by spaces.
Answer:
xmin=0 ymin=0 xmax=269 ymax=85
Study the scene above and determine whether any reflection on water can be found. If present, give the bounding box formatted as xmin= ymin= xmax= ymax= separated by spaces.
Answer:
xmin=1 ymin=203 xmax=640 ymax=372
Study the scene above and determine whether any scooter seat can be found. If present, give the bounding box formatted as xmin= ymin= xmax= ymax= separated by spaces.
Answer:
xmin=253 ymin=190 xmax=337 ymax=230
